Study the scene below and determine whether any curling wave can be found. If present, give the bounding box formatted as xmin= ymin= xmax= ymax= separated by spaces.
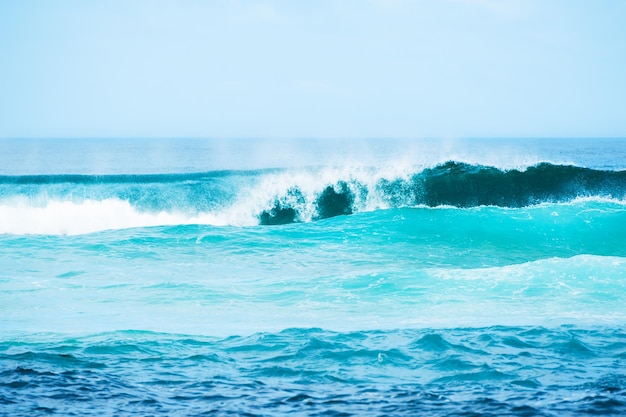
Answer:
xmin=257 ymin=162 xmax=626 ymax=224
xmin=0 ymin=161 xmax=625 ymax=233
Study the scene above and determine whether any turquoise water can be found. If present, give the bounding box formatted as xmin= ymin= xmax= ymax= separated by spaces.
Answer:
xmin=1 ymin=138 xmax=625 ymax=415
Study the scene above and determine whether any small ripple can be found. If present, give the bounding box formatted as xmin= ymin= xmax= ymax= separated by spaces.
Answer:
xmin=2 ymin=326 xmax=626 ymax=416
xmin=410 ymin=333 xmax=451 ymax=351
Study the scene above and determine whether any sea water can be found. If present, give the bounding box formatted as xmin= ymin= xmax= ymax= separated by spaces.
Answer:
xmin=1 ymin=138 xmax=625 ymax=416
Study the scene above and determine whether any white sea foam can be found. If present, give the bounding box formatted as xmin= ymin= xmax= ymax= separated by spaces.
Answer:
xmin=0 ymin=198 xmax=255 ymax=235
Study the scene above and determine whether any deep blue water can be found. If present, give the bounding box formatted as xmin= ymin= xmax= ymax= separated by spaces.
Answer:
xmin=1 ymin=138 xmax=625 ymax=416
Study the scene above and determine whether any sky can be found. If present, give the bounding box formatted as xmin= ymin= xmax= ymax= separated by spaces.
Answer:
xmin=0 ymin=0 xmax=625 ymax=139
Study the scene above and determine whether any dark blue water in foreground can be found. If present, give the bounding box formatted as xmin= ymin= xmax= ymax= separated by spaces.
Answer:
xmin=1 ymin=138 xmax=625 ymax=416
xmin=2 ymin=327 xmax=625 ymax=416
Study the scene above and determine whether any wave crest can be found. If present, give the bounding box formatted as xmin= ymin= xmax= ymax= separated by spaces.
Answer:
xmin=254 ymin=162 xmax=626 ymax=224
xmin=1 ymin=162 xmax=625 ymax=233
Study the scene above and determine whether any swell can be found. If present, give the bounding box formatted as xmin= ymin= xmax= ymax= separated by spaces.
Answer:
xmin=0 ymin=170 xmax=269 ymax=185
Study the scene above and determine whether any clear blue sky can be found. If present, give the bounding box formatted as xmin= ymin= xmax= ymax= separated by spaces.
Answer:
xmin=1 ymin=0 xmax=625 ymax=139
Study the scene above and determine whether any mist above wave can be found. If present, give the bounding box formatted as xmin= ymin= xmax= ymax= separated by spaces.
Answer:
xmin=2 ymin=138 xmax=625 ymax=176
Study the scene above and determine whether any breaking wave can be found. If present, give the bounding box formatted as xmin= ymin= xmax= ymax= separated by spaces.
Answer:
xmin=1 ymin=162 xmax=625 ymax=234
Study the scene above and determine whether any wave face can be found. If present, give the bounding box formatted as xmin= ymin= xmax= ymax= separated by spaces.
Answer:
xmin=1 ymin=162 xmax=625 ymax=233
xmin=2 ymin=139 xmax=626 ymax=416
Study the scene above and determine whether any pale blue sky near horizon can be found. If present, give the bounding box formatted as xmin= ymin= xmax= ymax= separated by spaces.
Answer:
xmin=1 ymin=0 xmax=625 ymax=139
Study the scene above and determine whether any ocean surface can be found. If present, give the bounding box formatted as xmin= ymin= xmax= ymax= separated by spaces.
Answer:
xmin=1 ymin=138 xmax=625 ymax=416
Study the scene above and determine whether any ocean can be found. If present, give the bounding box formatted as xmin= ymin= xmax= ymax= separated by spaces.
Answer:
xmin=1 ymin=138 xmax=625 ymax=416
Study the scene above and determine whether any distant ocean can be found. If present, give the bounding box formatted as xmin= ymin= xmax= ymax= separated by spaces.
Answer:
xmin=1 ymin=138 xmax=625 ymax=416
